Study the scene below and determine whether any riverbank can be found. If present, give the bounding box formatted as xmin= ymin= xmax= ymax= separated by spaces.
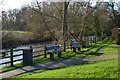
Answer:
xmin=1 ymin=40 xmax=119 ymax=71
xmin=1 ymin=30 xmax=53 ymax=49
xmin=2 ymin=39 xmax=53 ymax=49
xmin=1 ymin=55 xmax=118 ymax=78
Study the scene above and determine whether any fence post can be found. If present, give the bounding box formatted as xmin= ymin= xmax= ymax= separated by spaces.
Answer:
xmin=70 ymin=41 xmax=72 ymax=49
xmin=86 ymin=38 xmax=87 ymax=45
xmin=96 ymin=37 xmax=98 ymax=43
xmin=92 ymin=37 xmax=94 ymax=43
xmin=30 ymin=46 xmax=32 ymax=49
xmin=82 ymin=40 xmax=86 ymax=48
xmin=90 ymin=38 xmax=92 ymax=44
xmin=64 ymin=42 xmax=66 ymax=52
xmin=95 ymin=37 xmax=97 ymax=43
xmin=44 ymin=45 xmax=47 ymax=58
xmin=10 ymin=48 xmax=14 ymax=67
xmin=23 ymin=48 xmax=33 ymax=66
xmin=88 ymin=37 xmax=90 ymax=45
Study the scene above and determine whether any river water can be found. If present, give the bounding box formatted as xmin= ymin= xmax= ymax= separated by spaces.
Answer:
xmin=0 ymin=41 xmax=54 ymax=68
xmin=0 ymin=36 xmax=97 ymax=68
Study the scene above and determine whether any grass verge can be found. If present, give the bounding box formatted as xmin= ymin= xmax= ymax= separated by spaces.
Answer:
xmin=10 ymin=58 xmax=119 ymax=78
xmin=0 ymin=30 xmax=32 ymax=33
xmin=1 ymin=40 xmax=119 ymax=71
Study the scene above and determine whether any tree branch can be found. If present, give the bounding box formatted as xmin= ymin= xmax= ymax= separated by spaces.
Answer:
xmin=0 ymin=0 xmax=4 ymax=3
xmin=32 ymin=2 xmax=58 ymax=41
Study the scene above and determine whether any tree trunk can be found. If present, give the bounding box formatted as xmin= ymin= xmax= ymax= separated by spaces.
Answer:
xmin=63 ymin=2 xmax=69 ymax=51
xmin=63 ymin=2 xmax=69 ymax=41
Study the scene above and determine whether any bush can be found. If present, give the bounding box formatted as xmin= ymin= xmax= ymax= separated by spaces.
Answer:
xmin=2 ymin=32 xmax=23 ymax=49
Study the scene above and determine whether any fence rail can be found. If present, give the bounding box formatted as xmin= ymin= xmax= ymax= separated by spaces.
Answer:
xmin=0 ymin=37 xmax=98 ymax=67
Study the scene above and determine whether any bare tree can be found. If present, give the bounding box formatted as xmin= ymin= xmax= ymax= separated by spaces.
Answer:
xmin=32 ymin=1 xmax=58 ymax=41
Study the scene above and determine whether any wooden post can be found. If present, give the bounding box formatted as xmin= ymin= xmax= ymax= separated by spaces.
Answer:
xmin=23 ymin=48 xmax=33 ymax=66
xmin=90 ymin=38 xmax=91 ymax=44
xmin=92 ymin=37 xmax=93 ymax=43
xmin=78 ymin=47 xmax=81 ymax=51
xmin=90 ymin=37 xmax=93 ymax=44
xmin=70 ymin=41 xmax=72 ymax=49
xmin=50 ymin=53 xmax=54 ymax=60
xmin=94 ymin=37 xmax=95 ymax=43
xmin=85 ymin=37 xmax=88 ymax=45
xmin=44 ymin=45 xmax=47 ymax=58
xmin=92 ymin=37 xmax=94 ymax=43
xmin=90 ymin=38 xmax=92 ymax=44
xmin=30 ymin=46 xmax=32 ymax=49
xmin=96 ymin=37 xmax=98 ymax=42
xmin=10 ymin=48 xmax=14 ymax=67
xmin=73 ymin=47 xmax=76 ymax=53
xmin=58 ymin=52 xmax=62 ymax=58
xmin=94 ymin=37 xmax=96 ymax=43
xmin=64 ymin=42 xmax=66 ymax=52
xmin=88 ymin=37 xmax=90 ymax=45
xmin=82 ymin=40 xmax=86 ymax=48
xmin=95 ymin=37 xmax=97 ymax=43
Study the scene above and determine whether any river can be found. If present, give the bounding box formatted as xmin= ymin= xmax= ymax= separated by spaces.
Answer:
xmin=0 ymin=41 xmax=54 ymax=68
xmin=0 ymin=36 xmax=97 ymax=68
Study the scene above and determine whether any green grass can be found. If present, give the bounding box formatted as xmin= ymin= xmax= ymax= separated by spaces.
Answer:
xmin=0 ymin=64 xmax=23 ymax=71
xmin=1 ymin=39 xmax=119 ymax=71
xmin=0 ymin=30 xmax=32 ymax=33
xmin=10 ymin=58 xmax=119 ymax=78
xmin=0 ymin=58 xmax=51 ymax=71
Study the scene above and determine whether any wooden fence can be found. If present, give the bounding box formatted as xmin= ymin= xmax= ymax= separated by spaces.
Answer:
xmin=0 ymin=37 xmax=98 ymax=67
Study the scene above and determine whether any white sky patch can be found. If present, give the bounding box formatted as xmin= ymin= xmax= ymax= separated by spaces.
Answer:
xmin=43 ymin=0 xmax=119 ymax=2
xmin=0 ymin=0 xmax=33 ymax=11
xmin=0 ymin=0 xmax=120 ymax=11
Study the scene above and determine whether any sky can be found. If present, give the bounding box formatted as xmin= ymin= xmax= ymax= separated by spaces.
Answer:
xmin=0 ymin=0 xmax=119 ymax=11
xmin=0 ymin=0 xmax=34 ymax=11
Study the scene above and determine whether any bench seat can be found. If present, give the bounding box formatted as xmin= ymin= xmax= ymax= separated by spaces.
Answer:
xmin=70 ymin=42 xmax=82 ymax=53
xmin=45 ymin=45 xmax=64 ymax=59
xmin=47 ymin=50 xmax=64 ymax=54
xmin=73 ymin=45 xmax=82 ymax=48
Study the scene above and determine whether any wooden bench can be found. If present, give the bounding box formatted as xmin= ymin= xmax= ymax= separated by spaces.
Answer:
xmin=45 ymin=45 xmax=64 ymax=59
xmin=70 ymin=42 xmax=82 ymax=53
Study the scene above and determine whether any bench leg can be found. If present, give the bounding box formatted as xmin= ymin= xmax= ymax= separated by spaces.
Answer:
xmin=78 ymin=47 xmax=81 ymax=51
xmin=77 ymin=47 xmax=82 ymax=54
xmin=73 ymin=48 xmax=76 ymax=53
xmin=50 ymin=54 xmax=54 ymax=59
xmin=58 ymin=52 xmax=62 ymax=58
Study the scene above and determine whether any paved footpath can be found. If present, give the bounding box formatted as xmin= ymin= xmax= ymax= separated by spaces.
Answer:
xmin=0 ymin=54 xmax=119 ymax=79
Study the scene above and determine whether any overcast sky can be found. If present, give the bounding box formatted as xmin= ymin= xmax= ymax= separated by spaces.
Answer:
xmin=0 ymin=0 xmax=119 ymax=11
xmin=0 ymin=0 xmax=33 ymax=11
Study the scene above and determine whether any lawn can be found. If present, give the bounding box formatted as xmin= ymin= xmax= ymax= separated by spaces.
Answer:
xmin=1 ymin=39 xmax=119 ymax=71
xmin=0 ymin=30 xmax=32 ymax=33
xmin=33 ymin=39 xmax=119 ymax=64
xmin=10 ymin=58 xmax=119 ymax=78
